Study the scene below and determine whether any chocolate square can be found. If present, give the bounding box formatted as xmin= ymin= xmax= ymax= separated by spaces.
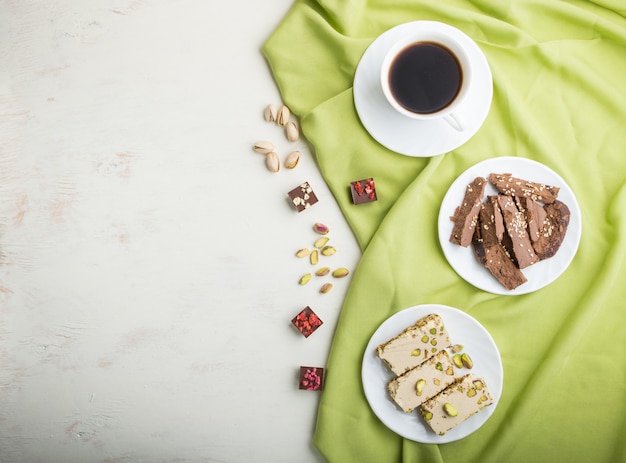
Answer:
xmin=298 ymin=366 xmax=325 ymax=391
xmin=350 ymin=178 xmax=377 ymax=205
xmin=288 ymin=181 xmax=319 ymax=212
xmin=291 ymin=306 xmax=323 ymax=338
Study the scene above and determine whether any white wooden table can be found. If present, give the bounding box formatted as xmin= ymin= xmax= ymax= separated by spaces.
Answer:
xmin=0 ymin=2 xmax=361 ymax=461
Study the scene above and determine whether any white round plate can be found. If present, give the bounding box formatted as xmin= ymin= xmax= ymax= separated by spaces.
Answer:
xmin=362 ymin=304 xmax=503 ymax=443
xmin=353 ymin=21 xmax=493 ymax=157
xmin=438 ymin=157 xmax=582 ymax=295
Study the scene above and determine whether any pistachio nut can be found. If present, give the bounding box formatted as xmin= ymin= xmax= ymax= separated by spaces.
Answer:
xmin=314 ymin=237 xmax=330 ymax=249
xmin=321 ymin=246 xmax=336 ymax=256
xmin=443 ymin=403 xmax=459 ymax=417
xmin=315 ymin=266 xmax=330 ymax=277
xmin=331 ymin=267 xmax=349 ymax=278
xmin=452 ymin=354 xmax=464 ymax=369
xmin=295 ymin=248 xmax=310 ymax=258
xmin=451 ymin=344 xmax=464 ymax=354
xmin=461 ymin=353 xmax=474 ymax=369
xmin=411 ymin=349 xmax=421 ymax=357
xmin=299 ymin=273 xmax=312 ymax=285
xmin=313 ymin=223 xmax=330 ymax=235
xmin=320 ymin=283 xmax=333 ymax=294
xmin=310 ymin=250 xmax=319 ymax=266
xmin=415 ymin=379 xmax=426 ymax=396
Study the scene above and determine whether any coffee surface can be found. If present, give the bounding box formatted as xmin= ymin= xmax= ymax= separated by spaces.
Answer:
xmin=388 ymin=42 xmax=462 ymax=114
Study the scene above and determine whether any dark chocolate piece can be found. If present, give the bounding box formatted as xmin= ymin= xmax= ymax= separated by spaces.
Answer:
xmin=299 ymin=366 xmax=324 ymax=391
xmin=288 ymin=182 xmax=318 ymax=212
xmin=350 ymin=178 xmax=377 ymax=205
xmin=291 ymin=306 xmax=323 ymax=338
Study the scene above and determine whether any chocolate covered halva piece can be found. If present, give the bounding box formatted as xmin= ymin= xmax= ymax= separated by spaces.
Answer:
xmin=419 ymin=374 xmax=493 ymax=435
xmin=489 ymin=173 xmax=559 ymax=204
xmin=376 ymin=314 xmax=451 ymax=376
xmin=520 ymin=196 xmax=548 ymax=243
xmin=497 ymin=195 xmax=539 ymax=269
xmin=532 ymin=199 xmax=570 ymax=260
xmin=473 ymin=200 xmax=527 ymax=290
xmin=387 ymin=350 xmax=458 ymax=413
xmin=449 ymin=177 xmax=487 ymax=247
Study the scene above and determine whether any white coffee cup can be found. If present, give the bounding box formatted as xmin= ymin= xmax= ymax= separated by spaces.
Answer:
xmin=380 ymin=22 xmax=473 ymax=131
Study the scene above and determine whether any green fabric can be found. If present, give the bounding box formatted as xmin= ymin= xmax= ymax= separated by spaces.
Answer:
xmin=263 ymin=1 xmax=626 ymax=462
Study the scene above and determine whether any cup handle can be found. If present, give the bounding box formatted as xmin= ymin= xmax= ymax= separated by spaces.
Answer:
xmin=443 ymin=112 xmax=464 ymax=131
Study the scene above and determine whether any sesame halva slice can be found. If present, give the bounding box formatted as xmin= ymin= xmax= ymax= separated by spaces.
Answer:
xmin=387 ymin=350 xmax=458 ymax=413
xmin=376 ymin=313 xmax=451 ymax=376
xmin=419 ymin=374 xmax=494 ymax=436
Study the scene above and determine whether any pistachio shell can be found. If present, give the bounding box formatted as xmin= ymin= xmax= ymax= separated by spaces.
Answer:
xmin=265 ymin=152 xmax=280 ymax=173
xmin=277 ymin=105 xmax=290 ymax=126
xmin=253 ymin=140 xmax=274 ymax=154
xmin=264 ymin=104 xmax=277 ymax=122
xmin=284 ymin=150 xmax=300 ymax=169
xmin=285 ymin=121 xmax=299 ymax=142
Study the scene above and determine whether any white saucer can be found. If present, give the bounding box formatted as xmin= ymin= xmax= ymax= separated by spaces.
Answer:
xmin=353 ymin=21 xmax=493 ymax=157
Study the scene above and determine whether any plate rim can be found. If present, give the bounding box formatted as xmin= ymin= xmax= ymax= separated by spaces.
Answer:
xmin=361 ymin=303 xmax=503 ymax=443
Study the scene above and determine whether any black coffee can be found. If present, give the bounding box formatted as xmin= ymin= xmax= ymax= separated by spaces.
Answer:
xmin=388 ymin=41 xmax=462 ymax=114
